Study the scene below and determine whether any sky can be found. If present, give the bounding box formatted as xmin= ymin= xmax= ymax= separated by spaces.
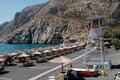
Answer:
xmin=0 ymin=0 xmax=49 ymax=24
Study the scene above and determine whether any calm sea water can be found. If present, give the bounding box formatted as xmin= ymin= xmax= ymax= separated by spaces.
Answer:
xmin=0 ymin=44 xmax=58 ymax=54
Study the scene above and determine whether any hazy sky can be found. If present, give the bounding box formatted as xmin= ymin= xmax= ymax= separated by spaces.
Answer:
xmin=0 ymin=0 xmax=49 ymax=24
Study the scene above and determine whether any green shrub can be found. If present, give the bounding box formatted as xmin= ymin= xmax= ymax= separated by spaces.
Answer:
xmin=111 ymin=38 xmax=120 ymax=50
xmin=103 ymin=26 xmax=120 ymax=50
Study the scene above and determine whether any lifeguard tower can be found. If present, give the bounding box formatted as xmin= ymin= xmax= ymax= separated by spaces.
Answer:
xmin=83 ymin=16 xmax=111 ymax=70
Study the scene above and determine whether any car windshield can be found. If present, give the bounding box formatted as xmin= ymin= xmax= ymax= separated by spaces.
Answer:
xmin=116 ymin=73 xmax=120 ymax=77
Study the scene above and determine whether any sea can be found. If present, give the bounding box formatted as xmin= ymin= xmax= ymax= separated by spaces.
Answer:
xmin=0 ymin=44 xmax=58 ymax=54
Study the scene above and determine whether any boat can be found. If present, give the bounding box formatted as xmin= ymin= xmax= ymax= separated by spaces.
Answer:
xmin=72 ymin=68 xmax=98 ymax=77
xmin=67 ymin=68 xmax=98 ymax=77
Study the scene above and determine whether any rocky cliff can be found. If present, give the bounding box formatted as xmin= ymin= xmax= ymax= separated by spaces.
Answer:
xmin=0 ymin=0 xmax=120 ymax=44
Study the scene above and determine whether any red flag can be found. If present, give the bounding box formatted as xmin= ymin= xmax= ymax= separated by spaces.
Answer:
xmin=70 ymin=63 xmax=72 ymax=68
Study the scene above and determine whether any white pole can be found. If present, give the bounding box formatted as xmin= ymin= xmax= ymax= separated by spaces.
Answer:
xmin=98 ymin=19 xmax=105 ymax=62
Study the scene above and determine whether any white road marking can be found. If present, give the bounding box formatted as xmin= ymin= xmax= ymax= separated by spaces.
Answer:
xmin=0 ymin=77 xmax=12 ymax=80
xmin=28 ymin=47 xmax=96 ymax=80
xmin=28 ymin=66 xmax=53 ymax=69
xmin=28 ymin=65 xmax=61 ymax=80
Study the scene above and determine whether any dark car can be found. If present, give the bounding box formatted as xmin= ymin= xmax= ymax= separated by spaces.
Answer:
xmin=36 ymin=58 xmax=47 ymax=63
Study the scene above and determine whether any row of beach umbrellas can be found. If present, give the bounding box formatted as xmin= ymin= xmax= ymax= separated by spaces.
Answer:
xmin=1 ymin=51 xmax=42 ymax=57
xmin=1 ymin=43 xmax=85 ymax=59
xmin=0 ymin=43 xmax=85 ymax=72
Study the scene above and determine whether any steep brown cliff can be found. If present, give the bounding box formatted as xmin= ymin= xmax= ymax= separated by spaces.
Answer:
xmin=0 ymin=0 xmax=120 ymax=44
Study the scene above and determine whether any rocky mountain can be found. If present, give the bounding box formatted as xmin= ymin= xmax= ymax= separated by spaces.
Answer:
xmin=0 ymin=0 xmax=120 ymax=44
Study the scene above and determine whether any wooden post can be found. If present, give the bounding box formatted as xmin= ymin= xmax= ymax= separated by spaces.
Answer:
xmin=61 ymin=63 xmax=64 ymax=72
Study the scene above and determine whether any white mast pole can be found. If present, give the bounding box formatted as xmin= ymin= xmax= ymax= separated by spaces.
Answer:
xmin=98 ymin=19 xmax=105 ymax=62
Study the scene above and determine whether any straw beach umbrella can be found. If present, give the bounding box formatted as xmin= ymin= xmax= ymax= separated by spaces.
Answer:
xmin=0 ymin=58 xmax=5 ymax=62
xmin=18 ymin=53 xmax=29 ymax=58
xmin=3 ymin=52 xmax=11 ymax=57
xmin=43 ymin=50 xmax=51 ymax=53
xmin=50 ymin=56 xmax=73 ymax=72
xmin=0 ymin=55 xmax=3 ymax=58
xmin=58 ymin=47 xmax=65 ymax=55
xmin=11 ymin=52 xmax=19 ymax=56
xmin=31 ymin=51 xmax=42 ymax=60
xmin=32 ymin=52 xmax=42 ymax=55
xmin=43 ymin=50 xmax=51 ymax=56
xmin=58 ymin=47 xmax=64 ymax=50
xmin=51 ymin=48 xmax=59 ymax=55
xmin=52 ymin=48 xmax=59 ymax=51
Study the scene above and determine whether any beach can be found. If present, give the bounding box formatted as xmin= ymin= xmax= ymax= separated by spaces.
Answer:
xmin=0 ymin=47 xmax=120 ymax=80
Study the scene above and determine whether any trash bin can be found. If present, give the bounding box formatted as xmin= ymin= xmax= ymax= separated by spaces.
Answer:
xmin=59 ymin=73 xmax=64 ymax=80
xmin=103 ymin=60 xmax=111 ymax=70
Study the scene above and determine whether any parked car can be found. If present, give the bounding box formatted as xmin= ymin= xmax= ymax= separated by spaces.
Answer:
xmin=36 ymin=58 xmax=47 ymax=63
xmin=114 ymin=72 xmax=120 ymax=80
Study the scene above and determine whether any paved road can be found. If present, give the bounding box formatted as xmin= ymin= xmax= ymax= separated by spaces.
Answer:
xmin=0 ymin=48 xmax=120 ymax=80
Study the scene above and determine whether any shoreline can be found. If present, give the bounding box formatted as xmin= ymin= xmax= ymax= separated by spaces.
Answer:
xmin=0 ymin=44 xmax=59 ymax=54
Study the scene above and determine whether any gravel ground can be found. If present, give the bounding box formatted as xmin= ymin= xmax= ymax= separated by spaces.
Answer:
xmin=0 ymin=48 xmax=120 ymax=80
xmin=37 ymin=48 xmax=120 ymax=80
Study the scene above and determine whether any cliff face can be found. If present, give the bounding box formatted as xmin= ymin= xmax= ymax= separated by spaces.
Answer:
xmin=112 ymin=3 xmax=120 ymax=20
xmin=0 ymin=0 xmax=120 ymax=44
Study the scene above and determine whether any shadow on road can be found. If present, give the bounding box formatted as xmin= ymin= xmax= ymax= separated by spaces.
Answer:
xmin=111 ymin=64 xmax=120 ymax=69
xmin=0 ymin=71 xmax=9 ymax=75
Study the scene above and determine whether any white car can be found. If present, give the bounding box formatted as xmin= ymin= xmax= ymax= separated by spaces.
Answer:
xmin=115 ymin=72 xmax=120 ymax=80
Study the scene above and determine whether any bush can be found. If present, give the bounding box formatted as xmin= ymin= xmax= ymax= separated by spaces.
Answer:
xmin=103 ymin=26 xmax=120 ymax=50
xmin=103 ymin=28 xmax=113 ymax=38
xmin=111 ymin=38 xmax=120 ymax=50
